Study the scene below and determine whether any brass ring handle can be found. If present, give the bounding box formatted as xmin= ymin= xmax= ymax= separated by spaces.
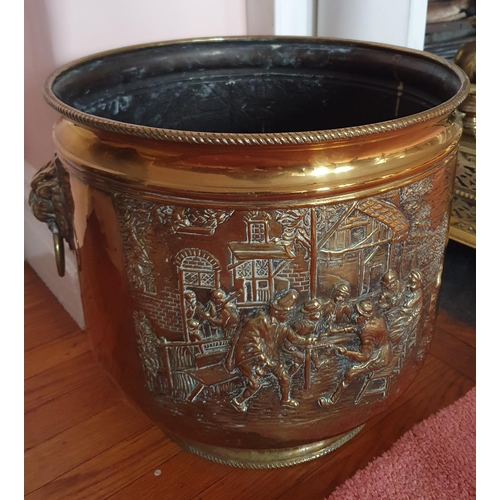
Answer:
xmin=29 ymin=155 xmax=75 ymax=277
xmin=52 ymin=230 xmax=65 ymax=277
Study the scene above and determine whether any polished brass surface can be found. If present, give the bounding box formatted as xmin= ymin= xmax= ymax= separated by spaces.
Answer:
xmin=449 ymin=135 xmax=476 ymax=248
xmin=30 ymin=37 xmax=468 ymax=467
xmin=454 ymin=40 xmax=476 ymax=137
xmin=454 ymin=41 xmax=476 ymax=84
xmin=450 ymin=40 xmax=476 ymax=248
xmin=171 ymin=425 xmax=364 ymax=469
xmin=52 ymin=231 xmax=65 ymax=277
xmin=52 ymin=113 xmax=463 ymax=204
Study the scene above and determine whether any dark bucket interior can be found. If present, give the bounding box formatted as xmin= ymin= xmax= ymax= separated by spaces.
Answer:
xmin=51 ymin=39 xmax=463 ymax=134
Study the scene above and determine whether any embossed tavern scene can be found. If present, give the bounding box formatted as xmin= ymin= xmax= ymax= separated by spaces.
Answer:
xmin=114 ymin=164 xmax=452 ymax=442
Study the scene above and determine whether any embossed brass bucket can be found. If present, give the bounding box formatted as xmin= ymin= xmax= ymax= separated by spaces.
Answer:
xmin=30 ymin=37 xmax=468 ymax=468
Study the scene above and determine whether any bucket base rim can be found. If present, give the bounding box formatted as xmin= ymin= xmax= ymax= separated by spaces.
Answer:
xmin=169 ymin=425 xmax=364 ymax=469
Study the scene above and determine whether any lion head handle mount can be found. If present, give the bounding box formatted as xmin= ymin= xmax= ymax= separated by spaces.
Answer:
xmin=29 ymin=155 xmax=75 ymax=277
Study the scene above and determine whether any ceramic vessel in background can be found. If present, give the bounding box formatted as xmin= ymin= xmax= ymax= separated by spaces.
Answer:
xmin=29 ymin=37 xmax=468 ymax=468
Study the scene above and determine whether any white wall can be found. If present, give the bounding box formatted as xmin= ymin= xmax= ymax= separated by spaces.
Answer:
xmin=42 ymin=0 xmax=248 ymax=65
xmin=317 ymin=0 xmax=428 ymax=50
xmin=245 ymin=0 xmax=428 ymax=48
xmin=24 ymin=0 xmax=248 ymax=328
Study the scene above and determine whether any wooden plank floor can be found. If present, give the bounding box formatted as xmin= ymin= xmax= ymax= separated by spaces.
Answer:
xmin=24 ymin=252 xmax=475 ymax=500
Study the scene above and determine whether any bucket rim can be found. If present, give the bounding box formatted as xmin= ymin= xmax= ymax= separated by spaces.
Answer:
xmin=44 ymin=35 xmax=470 ymax=147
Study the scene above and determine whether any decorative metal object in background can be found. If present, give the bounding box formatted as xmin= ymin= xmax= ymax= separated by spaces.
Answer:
xmin=449 ymin=40 xmax=476 ymax=248
xmin=30 ymin=37 xmax=468 ymax=468
xmin=424 ymin=1 xmax=476 ymax=61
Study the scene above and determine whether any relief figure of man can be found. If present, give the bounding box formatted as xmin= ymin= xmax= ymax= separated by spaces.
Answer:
xmin=225 ymin=289 xmax=304 ymax=412
xmin=292 ymin=299 xmax=327 ymax=370
xmin=378 ymin=270 xmax=406 ymax=313
xmin=204 ymin=288 xmax=239 ymax=338
xmin=323 ymin=282 xmax=353 ymax=327
xmin=318 ymin=299 xmax=392 ymax=407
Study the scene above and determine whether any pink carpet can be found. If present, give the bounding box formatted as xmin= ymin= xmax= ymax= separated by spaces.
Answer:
xmin=328 ymin=387 xmax=476 ymax=500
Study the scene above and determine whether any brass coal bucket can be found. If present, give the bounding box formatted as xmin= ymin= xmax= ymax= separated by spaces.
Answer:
xmin=30 ymin=37 xmax=468 ymax=468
